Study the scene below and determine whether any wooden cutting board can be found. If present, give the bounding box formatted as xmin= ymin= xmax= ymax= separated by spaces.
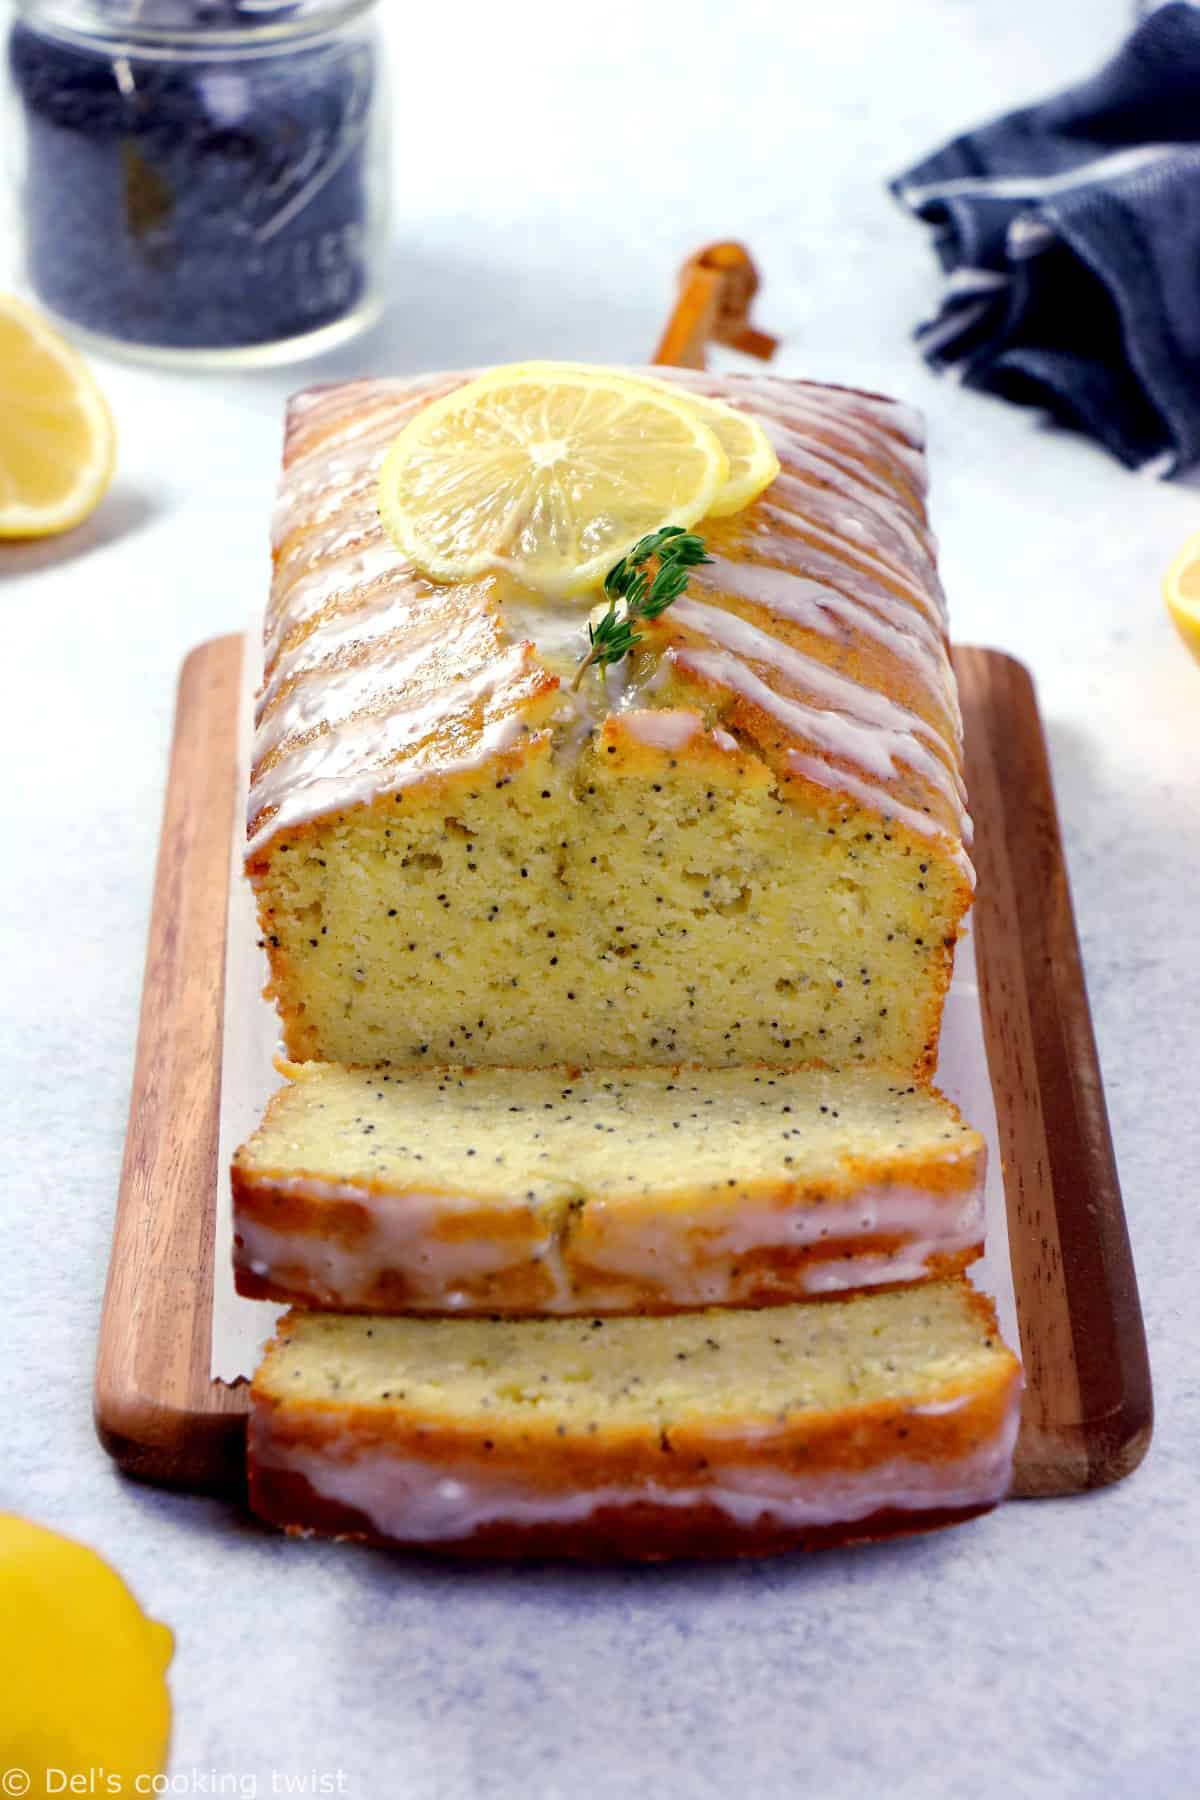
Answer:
xmin=94 ymin=633 xmax=1152 ymax=1500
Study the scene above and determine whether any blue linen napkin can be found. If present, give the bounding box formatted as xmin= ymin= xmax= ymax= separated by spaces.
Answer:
xmin=890 ymin=2 xmax=1200 ymax=476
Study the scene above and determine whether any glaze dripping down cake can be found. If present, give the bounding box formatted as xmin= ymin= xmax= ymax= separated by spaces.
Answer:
xmin=249 ymin=1279 xmax=1021 ymax=1561
xmin=233 ymin=1063 xmax=985 ymax=1315
xmin=248 ymin=370 xmax=972 ymax=1075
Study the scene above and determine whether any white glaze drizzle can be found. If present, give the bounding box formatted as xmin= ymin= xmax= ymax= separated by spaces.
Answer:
xmin=758 ymin=416 xmax=930 ymax=525
xmin=669 ymin=599 xmax=964 ymax=805
xmin=500 ymin=595 xmax=591 ymax=668
xmin=649 ymin=364 xmax=930 ymax=525
xmin=668 ymin=641 xmax=968 ymax=844
xmin=264 ymin=543 xmax=406 ymax=667
xmin=236 ymin=1181 xmax=570 ymax=1310
xmin=695 ymin=554 xmax=955 ymax=700
xmin=617 ymin=708 xmax=705 ymax=751
xmin=765 ymin=470 xmax=937 ymax=590
xmin=787 ymin=749 xmax=976 ymax=886
xmin=573 ymin=1182 xmax=983 ymax=1286
xmin=251 ymin=367 xmax=968 ymax=865
xmin=255 ymin=616 xmax=494 ymax=764
xmin=764 ymin=379 xmax=929 ymax=467
xmin=757 ymin=498 xmax=939 ymax=622
xmin=258 ymin=602 xmax=449 ymax=730
xmin=234 ymin=1171 xmax=983 ymax=1314
xmin=657 ymin=367 xmax=929 ymax=485
xmin=252 ymin=1402 xmax=1019 ymax=1543
xmin=744 ymin=527 xmax=947 ymax=634
xmin=247 ymin=649 xmax=536 ymax=854
xmin=272 ymin=376 xmax=460 ymax=548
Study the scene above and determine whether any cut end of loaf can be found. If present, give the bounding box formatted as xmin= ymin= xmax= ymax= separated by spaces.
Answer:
xmin=250 ymin=367 xmax=971 ymax=1077
xmin=249 ymin=724 xmax=967 ymax=1074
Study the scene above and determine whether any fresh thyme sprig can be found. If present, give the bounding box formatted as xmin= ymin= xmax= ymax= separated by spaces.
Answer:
xmin=571 ymin=526 xmax=711 ymax=690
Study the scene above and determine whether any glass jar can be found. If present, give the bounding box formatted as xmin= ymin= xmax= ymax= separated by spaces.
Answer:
xmin=7 ymin=0 xmax=388 ymax=366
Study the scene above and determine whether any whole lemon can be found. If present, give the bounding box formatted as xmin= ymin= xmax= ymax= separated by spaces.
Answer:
xmin=0 ymin=1514 xmax=173 ymax=1795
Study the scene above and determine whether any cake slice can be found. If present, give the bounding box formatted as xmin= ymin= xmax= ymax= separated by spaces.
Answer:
xmin=248 ymin=1278 xmax=1021 ymax=1560
xmin=232 ymin=1063 xmax=985 ymax=1315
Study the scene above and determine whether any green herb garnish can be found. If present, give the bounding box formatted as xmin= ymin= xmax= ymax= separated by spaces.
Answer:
xmin=571 ymin=526 xmax=711 ymax=690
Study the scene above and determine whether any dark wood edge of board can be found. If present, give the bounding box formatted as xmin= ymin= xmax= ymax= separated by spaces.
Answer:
xmin=959 ymin=646 xmax=1152 ymax=1495
xmin=94 ymin=635 xmax=1152 ymax=1501
xmin=95 ymin=635 xmax=250 ymax=1496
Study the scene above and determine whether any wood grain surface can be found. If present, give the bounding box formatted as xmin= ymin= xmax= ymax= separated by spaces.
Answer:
xmin=94 ymin=635 xmax=1152 ymax=1500
xmin=958 ymin=646 xmax=1153 ymax=1494
xmin=95 ymin=637 xmax=248 ymax=1494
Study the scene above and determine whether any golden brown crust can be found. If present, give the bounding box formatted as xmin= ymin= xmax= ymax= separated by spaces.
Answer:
xmin=231 ymin=1164 xmax=562 ymax=1313
xmin=247 ymin=1287 xmax=1021 ymax=1560
xmin=231 ymin=1086 xmax=986 ymax=1315
xmin=251 ymin=370 xmax=966 ymax=859
xmin=255 ymin=1286 xmax=1017 ymax=1480
xmin=234 ymin=1244 xmax=982 ymax=1316
xmin=249 ymin=1461 xmax=996 ymax=1563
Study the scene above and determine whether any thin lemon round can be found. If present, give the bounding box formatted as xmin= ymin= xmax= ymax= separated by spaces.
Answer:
xmin=0 ymin=295 xmax=116 ymax=538
xmin=473 ymin=362 xmax=781 ymax=518
xmin=0 ymin=1514 xmax=173 ymax=1787
xmin=1164 ymin=528 xmax=1200 ymax=664
xmin=653 ymin=381 xmax=781 ymax=517
xmin=378 ymin=363 xmax=728 ymax=595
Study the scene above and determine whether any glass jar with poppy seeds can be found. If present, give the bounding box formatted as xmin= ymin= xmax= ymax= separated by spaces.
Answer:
xmin=7 ymin=0 xmax=388 ymax=365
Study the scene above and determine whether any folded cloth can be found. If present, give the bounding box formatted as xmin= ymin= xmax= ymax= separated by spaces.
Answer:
xmin=891 ymin=2 xmax=1200 ymax=476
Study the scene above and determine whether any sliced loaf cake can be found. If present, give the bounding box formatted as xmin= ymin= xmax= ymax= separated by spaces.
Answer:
xmin=249 ymin=370 xmax=971 ymax=1078
xmin=233 ymin=1063 xmax=985 ymax=1315
xmin=248 ymin=1278 xmax=1021 ymax=1560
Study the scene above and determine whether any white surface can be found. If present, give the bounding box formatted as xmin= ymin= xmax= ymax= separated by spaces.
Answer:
xmin=4 ymin=0 xmax=1199 ymax=1791
xmin=935 ymin=930 xmax=1018 ymax=1354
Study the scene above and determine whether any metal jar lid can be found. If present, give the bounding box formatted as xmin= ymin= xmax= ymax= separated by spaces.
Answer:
xmin=12 ymin=1 xmax=381 ymax=53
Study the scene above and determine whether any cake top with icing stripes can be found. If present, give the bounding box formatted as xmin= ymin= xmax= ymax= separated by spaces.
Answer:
xmin=248 ymin=368 xmax=970 ymax=879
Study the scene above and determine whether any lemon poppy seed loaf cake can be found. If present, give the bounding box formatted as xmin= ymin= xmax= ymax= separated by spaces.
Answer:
xmin=233 ymin=1063 xmax=985 ymax=1315
xmin=248 ymin=1278 xmax=1021 ymax=1559
xmin=238 ymin=363 xmax=1020 ymax=1564
xmin=248 ymin=368 xmax=971 ymax=1075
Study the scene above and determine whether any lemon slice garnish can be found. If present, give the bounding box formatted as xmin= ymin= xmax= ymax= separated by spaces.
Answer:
xmin=473 ymin=361 xmax=781 ymax=520
xmin=0 ymin=295 xmax=116 ymax=539
xmin=1165 ymin=529 xmax=1200 ymax=664
xmin=654 ymin=381 xmax=781 ymax=517
xmin=378 ymin=363 xmax=729 ymax=595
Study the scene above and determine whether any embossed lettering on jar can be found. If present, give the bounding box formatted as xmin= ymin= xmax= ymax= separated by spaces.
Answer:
xmin=6 ymin=0 xmax=387 ymax=366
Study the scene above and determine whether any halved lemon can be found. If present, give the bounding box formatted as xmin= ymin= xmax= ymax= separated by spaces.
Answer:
xmin=1164 ymin=529 xmax=1200 ymax=664
xmin=378 ymin=363 xmax=729 ymax=595
xmin=1 ymin=1513 xmax=173 ymax=1783
xmin=0 ymin=295 xmax=116 ymax=538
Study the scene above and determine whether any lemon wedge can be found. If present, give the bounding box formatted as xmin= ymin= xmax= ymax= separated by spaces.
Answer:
xmin=0 ymin=1513 xmax=173 ymax=1786
xmin=378 ymin=363 xmax=728 ymax=595
xmin=0 ymin=295 xmax=116 ymax=539
xmin=1164 ymin=528 xmax=1200 ymax=664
